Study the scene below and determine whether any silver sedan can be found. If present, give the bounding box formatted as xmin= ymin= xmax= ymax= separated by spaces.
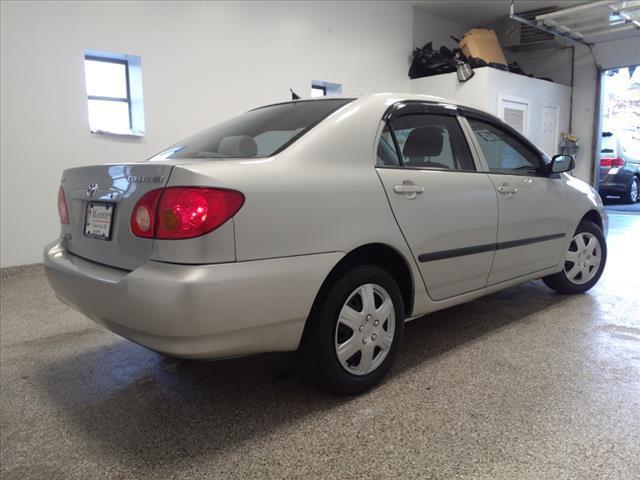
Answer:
xmin=45 ymin=94 xmax=608 ymax=393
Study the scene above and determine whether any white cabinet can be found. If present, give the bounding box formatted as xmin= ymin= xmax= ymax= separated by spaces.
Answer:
xmin=410 ymin=67 xmax=571 ymax=157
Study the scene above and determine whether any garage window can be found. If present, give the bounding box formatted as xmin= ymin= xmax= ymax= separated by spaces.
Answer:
xmin=84 ymin=51 xmax=145 ymax=136
xmin=311 ymin=85 xmax=326 ymax=98
xmin=311 ymin=79 xmax=342 ymax=98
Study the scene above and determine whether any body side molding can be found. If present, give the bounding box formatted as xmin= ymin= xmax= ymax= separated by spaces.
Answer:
xmin=418 ymin=233 xmax=565 ymax=263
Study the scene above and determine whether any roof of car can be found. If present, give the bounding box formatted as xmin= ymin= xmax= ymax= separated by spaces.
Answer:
xmin=255 ymin=93 xmax=463 ymax=111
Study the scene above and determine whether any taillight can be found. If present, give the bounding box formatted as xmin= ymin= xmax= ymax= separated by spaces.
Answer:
xmin=130 ymin=187 xmax=245 ymax=240
xmin=600 ymin=157 xmax=625 ymax=168
xmin=131 ymin=189 xmax=162 ymax=238
xmin=58 ymin=186 xmax=69 ymax=224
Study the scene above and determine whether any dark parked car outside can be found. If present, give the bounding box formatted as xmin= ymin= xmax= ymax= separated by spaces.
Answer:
xmin=599 ymin=130 xmax=640 ymax=204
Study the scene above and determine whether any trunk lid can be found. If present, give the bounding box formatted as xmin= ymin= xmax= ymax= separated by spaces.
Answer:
xmin=60 ymin=163 xmax=173 ymax=270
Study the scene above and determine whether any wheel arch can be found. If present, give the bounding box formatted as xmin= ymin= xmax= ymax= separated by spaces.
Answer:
xmin=306 ymin=243 xmax=415 ymax=327
xmin=580 ymin=209 xmax=604 ymax=230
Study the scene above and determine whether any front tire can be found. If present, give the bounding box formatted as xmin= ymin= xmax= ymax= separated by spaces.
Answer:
xmin=543 ymin=220 xmax=607 ymax=294
xmin=301 ymin=265 xmax=404 ymax=395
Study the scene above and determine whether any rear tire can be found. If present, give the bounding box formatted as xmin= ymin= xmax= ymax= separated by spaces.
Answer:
xmin=543 ymin=220 xmax=606 ymax=294
xmin=301 ymin=265 xmax=404 ymax=395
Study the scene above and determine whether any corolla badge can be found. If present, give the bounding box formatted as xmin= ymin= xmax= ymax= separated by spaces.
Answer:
xmin=127 ymin=175 xmax=165 ymax=184
xmin=86 ymin=183 xmax=98 ymax=198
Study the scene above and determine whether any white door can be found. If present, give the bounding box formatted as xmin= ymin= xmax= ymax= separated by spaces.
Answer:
xmin=465 ymin=117 xmax=569 ymax=285
xmin=541 ymin=104 xmax=560 ymax=157
xmin=499 ymin=95 xmax=529 ymax=136
xmin=375 ymin=112 xmax=498 ymax=301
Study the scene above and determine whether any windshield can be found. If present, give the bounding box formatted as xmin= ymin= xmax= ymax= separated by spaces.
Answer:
xmin=149 ymin=99 xmax=353 ymax=161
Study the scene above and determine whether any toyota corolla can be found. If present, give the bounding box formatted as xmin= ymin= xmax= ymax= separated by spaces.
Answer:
xmin=45 ymin=94 xmax=608 ymax=394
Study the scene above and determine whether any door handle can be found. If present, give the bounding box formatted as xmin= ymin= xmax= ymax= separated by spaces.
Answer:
xmin=394 ymin=183 xmax=424 ymax=199
xmin=497 ymin=186 xmax=518 ymax=195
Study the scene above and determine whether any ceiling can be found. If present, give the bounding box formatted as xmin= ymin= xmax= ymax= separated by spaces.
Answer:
xmin=413 ymin=1 xmax=586 ymax=27
xmin=414 ymin=1 xmax=640 ymax=44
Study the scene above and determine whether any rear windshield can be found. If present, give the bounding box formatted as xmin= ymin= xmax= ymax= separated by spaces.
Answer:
xmin=149 ymin=99 xmax=353 ymax=160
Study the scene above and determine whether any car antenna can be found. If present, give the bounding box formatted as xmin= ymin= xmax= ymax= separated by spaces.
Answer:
xmin=290 ymin=88 xmax=301 ymax=100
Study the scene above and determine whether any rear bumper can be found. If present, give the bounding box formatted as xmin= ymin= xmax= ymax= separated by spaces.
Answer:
xmin=599 ymin=171 xmax=633 ymax=195
xmin=44 ymin=240 xmax=342 ymax=359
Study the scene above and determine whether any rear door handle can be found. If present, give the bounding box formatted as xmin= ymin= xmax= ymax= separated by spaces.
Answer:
xmin=497 ymin=186 xmax=518 ymax=195
xmin=394 ymin=183 xmax=424 ymax=199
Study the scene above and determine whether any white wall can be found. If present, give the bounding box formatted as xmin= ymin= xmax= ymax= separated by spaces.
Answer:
xmin=413 ymin=7 xmax=471 ymax=50
xmin=410 ymin=69 xmax=491 ymax=110
xmin=0 ymin=0 xmax=414 ymax=267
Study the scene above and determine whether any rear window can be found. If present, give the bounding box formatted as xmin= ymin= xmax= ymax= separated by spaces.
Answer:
xmin=601 ymin=132 xmax=616 ymax=156
xmin=149 ymin=99 xmax=353 ymax=160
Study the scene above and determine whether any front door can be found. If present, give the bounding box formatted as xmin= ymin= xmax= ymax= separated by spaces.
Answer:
xmin=465 ymin=117 xmax=569 ymax=285
xmin=541 ymin=104 xmax=559 ymax=158
xmin=375 ymin=109 xmax=498 ymax=301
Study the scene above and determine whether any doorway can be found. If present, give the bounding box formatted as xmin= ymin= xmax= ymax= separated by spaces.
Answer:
xmin=596 ymin=65 xmax=640 ymax=213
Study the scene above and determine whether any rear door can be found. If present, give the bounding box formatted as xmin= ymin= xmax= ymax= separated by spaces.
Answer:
xmin=375 ymin=103 xmax=499 ymax=301
xmin=462 ymin=115 xmax=569 ymax=285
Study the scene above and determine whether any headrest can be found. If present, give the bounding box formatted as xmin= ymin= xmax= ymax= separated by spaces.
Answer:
xmin=218 ymin=135 xmax=258 ymax=157
xmin=402 ymin=126 xmax=444 ymax=157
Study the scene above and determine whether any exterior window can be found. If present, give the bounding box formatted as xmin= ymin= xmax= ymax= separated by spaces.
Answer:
xmin=150 ymin=98 xmax=353 ymax=160
xmin=376 ymin=124 xmax=400 ymax=166
xmin=311 ymin=79 xmax=342 ymax=98
xmin=310 ymin=85 xmax=326 ymax=98
xmin=84 ymin=51 xmax=145 ymax=136
xmin=468 ymin=118 xmax=543 ymax=176
xmin=389 ymin=114 xmax=475 ymax=171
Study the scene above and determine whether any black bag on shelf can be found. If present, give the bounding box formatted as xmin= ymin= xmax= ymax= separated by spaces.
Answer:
xmin=409 ymin=42 xmax=457 ymax=79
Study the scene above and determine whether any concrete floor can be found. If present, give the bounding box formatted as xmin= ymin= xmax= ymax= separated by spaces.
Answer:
xmin=604 ymin=198 xmax=640 ymax=214
xmin=1 ymin=215 xmax=639 ymax=480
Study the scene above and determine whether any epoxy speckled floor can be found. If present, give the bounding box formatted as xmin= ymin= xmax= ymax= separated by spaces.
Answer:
xmin=1 ymin=214 xmax=639 ymax=480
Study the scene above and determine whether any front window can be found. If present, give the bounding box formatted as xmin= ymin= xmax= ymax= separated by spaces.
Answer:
xmin=468 ymin=119 xmax=543 ymax=176
xmin=152 ymin=99 xmax=353 ymax=160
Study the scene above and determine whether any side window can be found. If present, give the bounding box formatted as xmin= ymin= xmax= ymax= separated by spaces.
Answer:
xmin=468 ymin=118 xmax=543 ymax=176
xmin=376 ymin=123 xmax=401 ymax=166
xmin=389 ymin=114 xmax=475 ymax=171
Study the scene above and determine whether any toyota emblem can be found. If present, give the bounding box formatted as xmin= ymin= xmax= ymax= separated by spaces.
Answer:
xmin=87 ymin=183 xmax=98 ymax=198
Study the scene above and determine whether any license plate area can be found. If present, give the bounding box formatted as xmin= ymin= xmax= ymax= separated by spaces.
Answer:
xmin=84 ymin=202 xmax=114 ymax=241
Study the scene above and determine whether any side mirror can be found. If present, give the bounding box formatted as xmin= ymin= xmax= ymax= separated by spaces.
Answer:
xmin=549 ymin=154 xmax=575 ymax=174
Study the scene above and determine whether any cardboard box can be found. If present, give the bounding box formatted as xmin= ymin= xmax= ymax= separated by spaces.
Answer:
xmin=459 ymin=28 xmax=507 ymax=66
